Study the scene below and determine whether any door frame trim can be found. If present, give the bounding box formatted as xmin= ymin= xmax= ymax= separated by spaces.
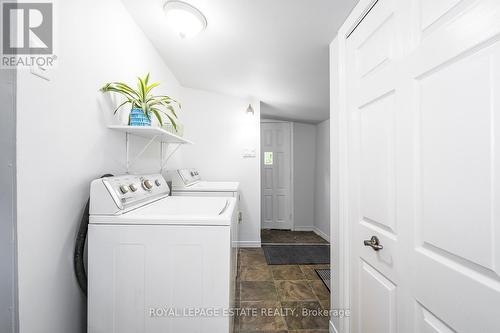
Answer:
xmin=290 ymin=122 xmax=295 ymax=230
xmin=260 ymin=119 xmax=294 ymax=230
xmin=330 ymin=0 xmax=380 ymax=332
xmin=1 ymin=68 xmax=19 ymax=333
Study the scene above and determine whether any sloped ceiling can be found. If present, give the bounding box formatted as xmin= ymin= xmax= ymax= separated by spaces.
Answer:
xmin=121 ymin=0 xmax=358 ymax=123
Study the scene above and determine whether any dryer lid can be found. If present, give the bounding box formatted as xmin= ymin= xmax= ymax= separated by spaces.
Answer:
xmin=173 ymin=181 xmax=240 ymax=192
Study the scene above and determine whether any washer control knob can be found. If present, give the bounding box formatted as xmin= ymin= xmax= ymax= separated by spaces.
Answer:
xmin=142 ymin=179 xmax=154 ymax=190
xmin=155 ymin=179 xmax=161 ymax=187
xmin=129 ymin=184 xmax=138 ymax=192
xmin=119 ymin=185 xmax=129 ymax=194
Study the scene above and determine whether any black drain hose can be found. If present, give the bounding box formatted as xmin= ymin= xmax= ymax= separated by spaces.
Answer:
xmin=74 ymin=174 xmax=114 ymax=295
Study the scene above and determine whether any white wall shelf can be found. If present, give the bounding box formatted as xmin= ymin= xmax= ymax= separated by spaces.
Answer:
xmin=108 ymin=125 xmax=193 ymax=173
xmin=108 ymin=125 xmax=193 ymax=144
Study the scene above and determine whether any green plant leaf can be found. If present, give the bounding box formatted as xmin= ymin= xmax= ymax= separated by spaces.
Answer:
xmin=146 ymin=82 xmax=160 ymax=95
xmin=150 ymin=107 xmax=163 ymax=126
xmin=148 ymin=97 xmax=167 ymax=105
xmin=159 ymin=110 xmax=177 ymax=130
xmin=100 ymin=86 xmax=134 ymax=100
xmin=140 ymin=74 xmax=149 ymax=100
xmin=165 ymin=113 xmax=177 ymax=130
xmin=155 ymin=95 xmax=180 ymax=106
xmin=146 ymin=99 xmax=178 ymax=119
xmin=168 ymin=104 xmax=178 ymax=118
xmin=115 ymin=83 xmax=139 ymax=97
xmin=161 ymin=102 xmax=178 ymax=118
xmin=113 ymin=99 xmax=131 ymax=114
xmin=101 ymin=82 xmax=138 ymax=97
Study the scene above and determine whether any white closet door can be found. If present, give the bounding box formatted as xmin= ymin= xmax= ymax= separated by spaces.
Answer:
xmin=345 ymin=0 xmax=500 ymax=332
xmin=346 ymin=0 xmax=411 ymax=331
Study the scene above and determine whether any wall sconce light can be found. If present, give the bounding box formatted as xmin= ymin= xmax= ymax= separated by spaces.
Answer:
xmin=246 ymin=104 xmax=254 ymax=115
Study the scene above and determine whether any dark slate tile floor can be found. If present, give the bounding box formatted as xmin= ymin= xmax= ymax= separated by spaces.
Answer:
xmin=234 ymin=244 xmax=331 ymax=333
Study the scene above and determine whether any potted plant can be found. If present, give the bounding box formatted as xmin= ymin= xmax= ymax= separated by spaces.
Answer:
xmin=101 ymin=73 xmax=180 ymax=128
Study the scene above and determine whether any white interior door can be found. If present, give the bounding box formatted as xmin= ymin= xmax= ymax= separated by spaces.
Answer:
xmin=346 ymin=0 xmax=500 ymax=332
xmin=261 ymin=122 xmax=292 ymax=230
xmin=347 ymin=1 xmax=407 ymax=331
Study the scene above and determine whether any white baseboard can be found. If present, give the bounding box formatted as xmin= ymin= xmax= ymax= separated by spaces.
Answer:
xmin=330 ymin=320 xmax=339 ymax=333
xmin=313 ymin=227 xmax=330 ymax=242
xmin=293 ymin=226 xmax=315 ymax=232
xmin=293 ymin=226 xmax=330 ymax=242
xmin=237 ymin=241 xmax=261 ymax=248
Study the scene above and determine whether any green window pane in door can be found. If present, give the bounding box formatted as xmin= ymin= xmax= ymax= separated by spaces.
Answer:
xmin=264 ymin=152 xmax=273 ymax=165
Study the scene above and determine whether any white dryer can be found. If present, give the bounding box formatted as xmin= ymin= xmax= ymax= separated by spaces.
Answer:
xmin=88 ymin=174 xmax=238 ymax=333
xmin=168 ymin=168 xmax=239 ymax=199
xmin=168 ymin=168 xmax=242 ymax=230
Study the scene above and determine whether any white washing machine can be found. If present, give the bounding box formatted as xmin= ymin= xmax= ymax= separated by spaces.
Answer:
xmin=88 ymin=174 xmax=238 ymax=333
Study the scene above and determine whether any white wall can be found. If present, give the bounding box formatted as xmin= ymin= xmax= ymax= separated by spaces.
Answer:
xmin=169 ymin=89 xmax=261 ymax=246
xmin=292 ymin=122 xmax=317 ymax=230
xmin=15 ymin=1 xmax=180 ymax=332
xmin=290 ymin=121 xmax=330 ymax=240
xmin=314 ymin=120 xmax=330 ymax=240
xmin=15 ymin=1 xmax=263 ymax=332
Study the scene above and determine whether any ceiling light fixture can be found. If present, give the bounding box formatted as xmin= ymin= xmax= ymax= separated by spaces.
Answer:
xmin=163 ymin=1 xmax=207 ymax=39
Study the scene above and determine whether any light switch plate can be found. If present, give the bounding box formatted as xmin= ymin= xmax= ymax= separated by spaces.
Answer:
xmin=30 ymin=65 xmax=50 ymax=81
xmin=242 ymin=149 xmax=256 ymax=158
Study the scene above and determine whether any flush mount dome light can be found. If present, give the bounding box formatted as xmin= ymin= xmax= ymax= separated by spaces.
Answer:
xmin=163 ymin=1 xmax=207 ymax=39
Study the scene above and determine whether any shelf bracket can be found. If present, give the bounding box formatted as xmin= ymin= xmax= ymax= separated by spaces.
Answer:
xmin=125 ymin=133 xmax=159 ymax=173
xmin=115 ymin=126 xmax=191 ymax=174
xmin=160 ymin=142 xmax=182 ymax=172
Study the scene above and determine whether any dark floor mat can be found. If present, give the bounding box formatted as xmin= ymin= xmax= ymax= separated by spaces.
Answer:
xmin=315 ymin=269 xmax=331 ymax=291
xmin=262 ymin=245 xmax=330 ymax=265
xmin=261 ymin=229 xmax=328 ymax=244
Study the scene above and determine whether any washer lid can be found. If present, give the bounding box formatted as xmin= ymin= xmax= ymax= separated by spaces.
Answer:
xmin=90 ymin=196 xmax=236 ymax=226
xmin=173 ymin=181 xmax=240 ymax=192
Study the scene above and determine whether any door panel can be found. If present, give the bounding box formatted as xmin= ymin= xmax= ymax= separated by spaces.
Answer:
xmin=264 ymin=195 xmax=273 ymax=223
xmin=277 ymin=195 xmax=286 ymax=222
xmin=359 ymin=260 xmax=397 ymax=333
xmin=276 ymin=152 xmax=286 ymax=188
xmin=420 ymin=0 xmax=461 ymax=31
xmin=416 ymin=304 xmax=456 ymax=333
xmin=261 ymin=122 xmax=292 ymax=229
xmin=356 ymin=14 xmax=395 ymax=78
xmin=419 ymin=44 xmax=497 ymax=269
xmin=360 ymin=92 xmax=396 ymax=235
xmin=264 ymin=168 xmax=273 ymax=189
